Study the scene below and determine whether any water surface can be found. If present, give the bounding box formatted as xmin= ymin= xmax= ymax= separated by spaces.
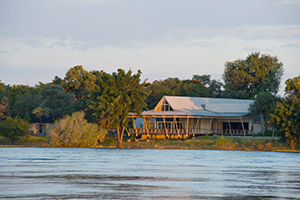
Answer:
xmin=0 ymin=148 xmax=299 ymax=199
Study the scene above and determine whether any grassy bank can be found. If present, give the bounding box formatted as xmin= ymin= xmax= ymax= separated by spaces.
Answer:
xmin=0 ymin=135 xmax=48 ymax=147
xmin=98 ymin=135 xmax=300 ymax=152
xmin=1 ymin=135 xmax=299 ymax=152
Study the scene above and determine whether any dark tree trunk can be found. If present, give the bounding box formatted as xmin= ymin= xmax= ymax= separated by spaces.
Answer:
xmin=117 ymin=126 xmax=124 ymax=148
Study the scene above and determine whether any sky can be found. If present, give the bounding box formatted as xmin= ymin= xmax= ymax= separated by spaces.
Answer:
xmin=0 ymin=0 xmax=299 ymax=96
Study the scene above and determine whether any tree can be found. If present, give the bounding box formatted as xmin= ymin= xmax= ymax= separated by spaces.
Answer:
xmin=8 ymin=85 xmax=32 ymax=117
xmin=145 ymin=78 xmax=183 ymax=109
xmin=271 ymin=75 xmax=300 ymax=150
xmin=53 ymin=66 xmax=96 ymax=118
xmin=0 ymin=81 xmax=8 ymax=101
xmin=193 ymin=74 xmax=223 ymax=98
xmin=61 ymin=65 xmax=95 ymax=101
xmin=223 ymin=52 xmax=283 ymax=99
xmin=88 ymin=69 xmax=149 ymax=148
xmin=248 ymin=93 xmax=281 ymax=134
xmin=48 ymin=111 xmax=106 ymax=147
xmin=181 ymin=80 xmax=209 ymax=97
xmin=0 ymin=117 xmax=30 ymax=145
xmin=0 ymin=96 xmax=10 ymax=119
xmin=285 ymin=74 xmax=300 ymax=98
xmin=33 ymin=84 xmax=73 ymax=120
xmin=271 ymin=97 xmax=300 ymax=150
xmin=145 ymin=77 xmax=212 ymax=110
xmin=13 ymin=88 xmax=40 ymax=120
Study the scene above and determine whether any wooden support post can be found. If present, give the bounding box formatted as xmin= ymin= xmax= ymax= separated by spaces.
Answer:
xmin=163 ymin=116 xmax=168 ymax=138
xmin=208 ymin=117 xmax=213 ymax=135
xmin=218 ymin=117 xmax=221 ymax=135
xmin=240 ymin=117 xmax=245 ymax=136
xmin=195 ymin=117 xmax=200 ymax=134
xmin=186 ymin=116 xmax=189 ymax=137
xmin=174 ymin=116 xmax=180 ymax=138
xmin=228 ymin=118 xmax=232 ymax=136
xmin=144 ymin=117 xmax=149 ymax=137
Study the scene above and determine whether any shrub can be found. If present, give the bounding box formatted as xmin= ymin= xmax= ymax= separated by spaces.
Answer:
xmin=48 ymin=111 xmax=107 ymax=147
xmin=264 ymin=130 xmax=278 ymax=137
xmin=214 ymin=135 xmax=233 ymax=149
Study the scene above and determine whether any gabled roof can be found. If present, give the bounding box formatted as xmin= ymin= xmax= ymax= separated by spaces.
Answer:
xmin=132 ymin=96 xmax=254 ymax=117
xmin=160 ymin=96 xmax=253 ymax=113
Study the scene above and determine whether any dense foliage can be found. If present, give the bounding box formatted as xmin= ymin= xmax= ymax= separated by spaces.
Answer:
xmin=223 ymin=52 xmax=283 ymax=99
xmin=271 ymin=75 xmax=300 ymax=150
xmin=33 ymin=84 xmax=73 ymax=120
xmin=88 ymin=69 xmax=150 ymax=148
xmin=145 ymin=75 xmax=222 ymax=109
xmin=248 ymin=93 xmax=281 ymax=133
xmin=0 ymin=117 xmax=30 ymax=145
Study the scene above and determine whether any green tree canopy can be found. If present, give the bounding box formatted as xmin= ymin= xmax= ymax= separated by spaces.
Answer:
xmin=0 ymin=96 xmax=10 ymax=119
xmin=61 ymin=65 xmax=95 ymax=100
xmin=271 ymin=96 xmax=300 ymax=150
xmin=33 ymin=84 xmax=73 ymax=120
xmin=145 ymin=77 xmax=211 ymax=109
xmin=53 ymin=66 xmax=96 ymax=117
xmin=88 ymin=69 xmax=149 ymax=148
xmin=223 ymin=52 xmax=283 ymax=99
xmin=181 ymin=79 xmax=209 ymax=97
xmin=193 ymin=74 xmax=223 ymax=98
xmin=285 ymin=74 xmax=300 ymax=98
xmin=13 ymin=88 xmax=40 ymax=120
xmin=145 ymin=78 xmax=183 ymax=109
xmin=0 ymin=81 xmax=8 ymax=101
xmin=271 ymin=75 xmax=300 ymax=150
xmin=248 ymin=92 xmax=281 ymax=133
xmin=0 ymin=117 xmax=30 ymax=145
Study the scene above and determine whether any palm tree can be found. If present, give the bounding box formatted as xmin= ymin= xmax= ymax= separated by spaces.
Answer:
xmin=88 ymin=69 xmax=149 ymax=148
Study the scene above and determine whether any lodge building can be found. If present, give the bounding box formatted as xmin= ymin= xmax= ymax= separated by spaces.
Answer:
xmin=128 ymin=96 xmax=262 ymax=139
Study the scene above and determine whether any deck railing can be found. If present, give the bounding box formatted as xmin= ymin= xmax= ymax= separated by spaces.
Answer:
xmin=128 ymin=128 xmax=253 ymax=136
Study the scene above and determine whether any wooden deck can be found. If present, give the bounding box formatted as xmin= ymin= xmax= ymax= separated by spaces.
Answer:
xmin=128 ymin=128 xmax=253 ymax=138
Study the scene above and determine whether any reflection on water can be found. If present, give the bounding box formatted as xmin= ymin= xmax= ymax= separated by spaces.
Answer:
xmin=0 ymin=148 xmax=299 ymax=199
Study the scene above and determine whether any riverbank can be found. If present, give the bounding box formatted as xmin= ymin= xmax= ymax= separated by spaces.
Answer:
xmin=2 ymin=135 xmax=299 ymax=152
xmin=98 ymin=135 xmax=300 ymax=152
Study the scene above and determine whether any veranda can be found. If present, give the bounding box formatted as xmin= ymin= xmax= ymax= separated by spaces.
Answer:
xmin=127 ymin=115 xmax=253 ymax=140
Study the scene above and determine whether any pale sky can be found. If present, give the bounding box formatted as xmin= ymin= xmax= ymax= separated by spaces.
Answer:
xmin=1 ymin=0 xmax=299 ymax=96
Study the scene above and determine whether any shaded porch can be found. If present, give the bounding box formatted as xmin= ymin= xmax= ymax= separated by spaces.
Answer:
xmin=127 ymin=115 xmax=253 ymax=139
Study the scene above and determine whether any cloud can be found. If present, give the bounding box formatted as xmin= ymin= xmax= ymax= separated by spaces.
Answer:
xmin=276 ymin=0 xmax=300 ymax=5
xmin=1 ymin=0 xmax=299 ymax=97
xmin=1 ymin=24 xmax=298 ymax=53
xmin=281 ymin=43 xmax=300 ymax=49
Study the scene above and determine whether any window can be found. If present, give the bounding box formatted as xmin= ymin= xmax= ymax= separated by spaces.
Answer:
xmin=157 ymin=99 xmax=173 ymax=111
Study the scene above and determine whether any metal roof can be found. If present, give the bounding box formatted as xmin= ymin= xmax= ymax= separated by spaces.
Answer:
xmin=129 ymin=96 xmax=253 ymax=118
xmin=164 ymin=96 xmax=253 ymax=113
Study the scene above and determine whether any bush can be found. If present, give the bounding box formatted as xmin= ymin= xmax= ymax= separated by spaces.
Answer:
xmin=264 ymin=130 xmax=277 ymax=137
xmin=214 ymin=135 xmax=234 ymax=149
xmin=48 ymin=111 xmax=107 ymax=147
xmin=103 ymin=137 xmax=117 ymax=143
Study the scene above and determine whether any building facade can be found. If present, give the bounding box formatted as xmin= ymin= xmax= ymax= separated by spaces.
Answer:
xmin=128 ymin=96 xmax=261 ymax=139
xmin=29 ymin=115 xmax=54 ymax=135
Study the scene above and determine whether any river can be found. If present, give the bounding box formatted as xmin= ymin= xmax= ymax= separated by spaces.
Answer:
xmin=0 ymin=148 xmax=299 ymax=199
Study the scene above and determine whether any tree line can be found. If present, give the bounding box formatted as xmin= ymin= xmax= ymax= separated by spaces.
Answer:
xmin=0 ymin=52 xmax=299 ymax=149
